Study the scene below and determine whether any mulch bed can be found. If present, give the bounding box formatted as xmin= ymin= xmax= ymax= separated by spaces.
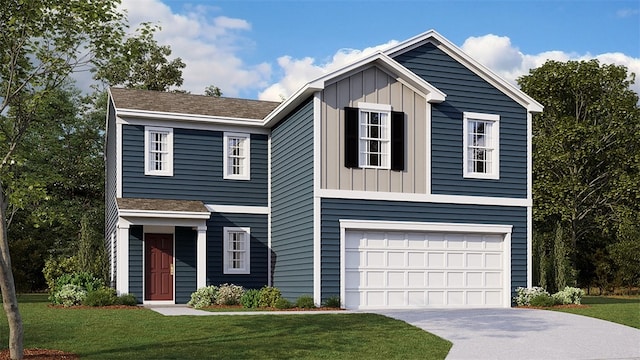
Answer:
xmin=0 ymin=348 xmax=78 ymax=359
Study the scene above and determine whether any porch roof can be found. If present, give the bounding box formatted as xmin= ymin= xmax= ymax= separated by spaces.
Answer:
xmin=116 ymin=198 xmax=210 ymax=217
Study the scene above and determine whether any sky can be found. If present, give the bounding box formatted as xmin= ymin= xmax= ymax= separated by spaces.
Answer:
xmin=113 ymin=0 xmax=640 ymax=101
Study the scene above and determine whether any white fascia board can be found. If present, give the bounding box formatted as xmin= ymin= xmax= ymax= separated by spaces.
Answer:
xmin=384 ymin=30 xmax=543 ymax=114
xmin=263 ymin=51 xmax=447 ymax=127
xmin=117 ymin=116 xmax=270 ymax=135
xmin=263 ymin=83 xmax=321 ymax=127
xmin=118 ymin=209 xmax=211 ymax=219
xmin=116 ymin=108 xmax=266 ymax=127
xmin=318 ymin=189 xmax=531 ymax=207
xmin=205 ymin=204 xmax=269 ymax=215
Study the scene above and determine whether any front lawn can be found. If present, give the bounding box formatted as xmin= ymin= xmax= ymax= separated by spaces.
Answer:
xmin=552 ymin=296 xmax=640 ymax=329
xmin=0 ymin=294 xmax=451 ymax=359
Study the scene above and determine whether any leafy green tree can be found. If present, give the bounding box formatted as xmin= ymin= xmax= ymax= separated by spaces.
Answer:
xmin=0 ymin=1 xmax=124 ymax=357
xmin=95 ymin=23 xmax=185 ymax=91
xmin=518 ymin=60 xmax=640 ymax=290
xmin=205 ymin=85 xmax=223 ymax=97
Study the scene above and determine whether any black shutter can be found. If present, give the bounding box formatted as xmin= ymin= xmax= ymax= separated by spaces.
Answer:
xmin=391 ymin=111 xmax=405 ymax=171
xmin=344 ymin=107 xmax=359 ymax=168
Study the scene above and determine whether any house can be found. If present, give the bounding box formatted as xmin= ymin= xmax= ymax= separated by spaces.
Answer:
xmin=105 ymin=30 xmax=543 ymax=309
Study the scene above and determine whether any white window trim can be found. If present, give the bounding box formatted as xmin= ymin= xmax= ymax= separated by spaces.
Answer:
xmin=223 ymin=227 xmax=251 ymax=274
xmin=144 ymin=126 xmax=173 ymax=176
xmin=223 ymin=132 xmax=251 ymax=180
xmin=357 ymin=102 xmax=391 ymax=170
xmin=463 ymin=112 xmax=500 ymax=179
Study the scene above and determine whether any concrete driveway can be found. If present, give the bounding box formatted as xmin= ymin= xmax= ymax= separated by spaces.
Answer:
xmin=374 ymin=308 xmax=640 ymax=360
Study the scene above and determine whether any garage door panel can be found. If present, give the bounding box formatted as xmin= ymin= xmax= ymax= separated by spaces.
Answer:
xmin=344 ymin=229 xmax=506 ymax=309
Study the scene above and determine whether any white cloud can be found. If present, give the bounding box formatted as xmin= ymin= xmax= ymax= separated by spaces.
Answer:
xmin=116 ymin=0 xmax=271 ymax=97
xmin=460 ymin=34 xmax=640 ymax=96
xmin=258 ymin=41 xmax=398 ymax=101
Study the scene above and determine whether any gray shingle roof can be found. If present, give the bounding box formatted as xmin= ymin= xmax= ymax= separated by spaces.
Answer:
xmin=109 ymin=88 xmax=280 ymax=120
xmin=117 ymin=198 xmax=209 ymax=213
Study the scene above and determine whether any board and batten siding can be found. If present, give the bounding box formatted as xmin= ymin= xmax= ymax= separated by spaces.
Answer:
xmin=322 ymin=66 xmax=428 ymax=194
xmin=121 ymin=125 xmax=268 ymax=206
xmin=105 ymin=101 xmax=118 ymax=282
xmin=270 ymin=98 xmax=315 ymax=300
xmin=206 ymin=213 xmax=269 ymax=289
xmin=320 ymin=198 xmax=527 ymax=302
xmin=394 ymin=42 xmax=528 ymax=198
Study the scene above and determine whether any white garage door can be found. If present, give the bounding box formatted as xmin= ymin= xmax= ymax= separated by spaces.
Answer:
xmin=344 ymin=230 xmax=506 ymax=309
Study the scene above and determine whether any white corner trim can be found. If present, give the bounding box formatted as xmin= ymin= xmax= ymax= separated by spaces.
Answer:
xmin=313 ymin=92 xmax=322 ymax=305
xmin=116 ymin=123 xmax=123 ymax=198
xmin=205 ymin=204 xmax=269 ymax=215
xmin=267 ymin=134 xmax=272 ymax=287
xmin=317 ymin=189 xmax=531 ymax=207
xmin=527 ymin=206 xmax=533 ymax=288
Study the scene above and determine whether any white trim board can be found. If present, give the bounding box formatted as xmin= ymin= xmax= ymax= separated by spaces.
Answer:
xmin=117 ymin=116 xmax=271 ymax=135
xmin=205 ymin=204 xmax=269 ymax=215
xmin=318 ymin=189 xmax=531 ymax=207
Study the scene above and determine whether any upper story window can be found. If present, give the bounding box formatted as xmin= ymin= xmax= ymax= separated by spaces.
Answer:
xmin=344 ymin=103 xmax=405 ymax=171
xmin=223 ymin=132 xmax=250 ymax=180
xmin=463 ymin=112 xmax=500 ymax=179
xmin=223 ymin=227 xmax=250 ymax=274
xmin=145 ymin=126 xmax=173 ymax=176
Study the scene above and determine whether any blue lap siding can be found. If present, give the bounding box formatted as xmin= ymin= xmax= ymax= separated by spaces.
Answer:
xmin=121 ymin=125 xmax=268 ymax=206
xmin=320 ymin=198 xmax=528 ymax=302
xmin=175 ymin=227 xmax=197 ymax=304
xmin=393 ymin=43 xmax=528 ymax=199
xmin=206 ymin=213 xmax=269 ymax=290
xmin=270 ymin=98 xmax=315 ymax=300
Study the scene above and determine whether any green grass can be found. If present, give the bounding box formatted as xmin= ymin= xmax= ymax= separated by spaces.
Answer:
xmin=552 ymin=296 xmax=640 ymax=329
xmin=0 ymin=294 xmax=451 ymax=359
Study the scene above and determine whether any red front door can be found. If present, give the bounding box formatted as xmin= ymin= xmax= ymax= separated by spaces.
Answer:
xmin=145 ymin=233 xmax=174 ymax=301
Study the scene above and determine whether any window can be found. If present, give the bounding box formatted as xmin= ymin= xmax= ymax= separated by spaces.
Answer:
xmin=223 ymin=227 xmax=250 ymax=274
xmin=463 ymin=112 xmax=500 ymax=179
xmin=223 ymin=132 xmax=250 ymax=180
xmin=145 ymin=126 xmax=173 ymax=176
xmin=345 ymin=103 xmax=404 ymax=170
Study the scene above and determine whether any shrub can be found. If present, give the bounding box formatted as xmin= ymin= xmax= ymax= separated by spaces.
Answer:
xmin=84 ymin=288 xmax=117 ymax=307
xmin=257 ymin=286 xmax=281 ymax=308
xmin=529 ymin=293 xmax=558 ymax=307
xmin=275 ymin=297 xmax=292 ymax=309
xmin=513 ymin=286 xmax=549 ymax=306
xmin=116 ymin=293 xmax=138 ymax=306
xmin=295 ymin=295 xmax=316 ymax=309
xmin=53 ymin=284 xmax=87 ymax=306
xmin=216 ymin=284 xmax=245 ymax=305
xmin=43 ymin=256 xmax=79 ymax=291
xmin=54 ymin=271 xmax=104 ymax=294
xmin=323 ymin=295 xmax=341 ymax=308
xmin=552 ymin=286 xmax=585 ymax=305
xmin=240 ymin=289 xmax=261 ymax=308
xmin=187 ymin=285 xmax=218 ymax=309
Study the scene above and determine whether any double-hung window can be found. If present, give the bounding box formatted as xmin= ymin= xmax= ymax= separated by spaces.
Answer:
xmin=144 ymin=126 xmax=173 ymax=176
xmin=463 ymin=112 xmax=500 ymax=179
xmin=223 ymin=227 xmax=250 ymax=274
xmin=223 ymin=132 xmax=250 ymax=180
xmin=344 ymin=103 xmax=404 ymax=171
xmin=359 ymin=104 xmax=391 ymax=168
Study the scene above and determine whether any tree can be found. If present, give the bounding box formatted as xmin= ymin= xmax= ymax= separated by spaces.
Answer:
xmin=94 ymin=23 xmax=185 ymax=91
xmin=518 ymin=60 xmax=640 ymax=290
xmin=204 ymin=85 xmax=223 ymax=97
xmin=0 ymin=1 xmax=124 ymax=358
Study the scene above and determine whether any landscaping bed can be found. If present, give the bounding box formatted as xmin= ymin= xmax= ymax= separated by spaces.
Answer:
xmin=0 ymin=348 xmax=78 ymax=360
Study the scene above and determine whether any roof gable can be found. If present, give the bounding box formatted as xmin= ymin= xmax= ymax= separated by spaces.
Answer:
xmin=384 ymin=30 xmax=543 ymax=113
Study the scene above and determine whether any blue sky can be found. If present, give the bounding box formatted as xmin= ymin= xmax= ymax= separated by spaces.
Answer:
xmin=119 ymin=0 xmax=640 ymax=100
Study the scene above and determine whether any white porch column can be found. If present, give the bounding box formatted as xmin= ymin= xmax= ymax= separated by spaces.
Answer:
xmin=116 ymin=221 xmax=130 ymax=294
xmin=196 ymin=225 xmax=207 ymax=288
